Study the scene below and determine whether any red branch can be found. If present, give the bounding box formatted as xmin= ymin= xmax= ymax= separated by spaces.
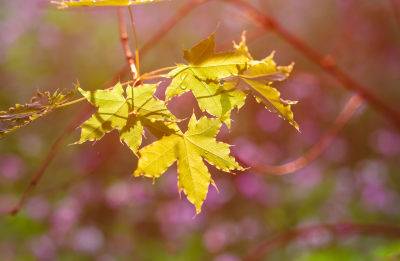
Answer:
xmin=243 ymin=222 xmax=400 ymax=261
xmin=223 ymin=0 xmax=400 ymax=130
xmin=390 ymin=0 xmax=400 ymax=29
xmin=8 ymin=107 xmax=92 ymax=215
xmin=238 ymin=95 xmax=363 ymax=175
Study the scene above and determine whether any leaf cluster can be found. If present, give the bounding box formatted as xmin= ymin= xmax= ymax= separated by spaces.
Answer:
xmin=77 ymin=33 xmax=298 ymax=213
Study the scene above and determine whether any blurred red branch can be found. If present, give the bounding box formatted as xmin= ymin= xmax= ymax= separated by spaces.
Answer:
xmin=223 ymin=0 xmax=400 ymax=130
xmin=7 ymin=109 xmax=91 ymax=216
xmin=389 ymin=0 xmax=400 ymax=29
xmin=238 ymin=95 xmax=363 ymax=175
xmin=243 ymin=222 xmax=400 ymax=261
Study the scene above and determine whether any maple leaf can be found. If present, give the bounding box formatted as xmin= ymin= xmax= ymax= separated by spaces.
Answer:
xmin=134 ymin=114 xmax=244 ymax=213
xmin=0 ymin=87 xmax=76 ymax=138
xmin=225 ymin=34 xmax=300 ymax=130
xmin=52 ymin=0 xmax=166 ymax=8
xmin=78 ymin=82 xmax=179 ymax=155
xmin=166 ymin=32 xmax=298 ymax=130
xmin=232 ymin=77 xmax=299 ymax=131
xmin=232 ymin=54 xmax=299 ymax=130
xmin=166 ymin=34 xmax=248 ymax=128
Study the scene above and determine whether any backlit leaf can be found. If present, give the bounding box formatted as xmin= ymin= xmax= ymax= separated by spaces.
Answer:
xmin=237 ymin=78 xmax=299 ymax=130
xmin=78 ymin=83 xmax=178 ymax=155
xmin=134 ymin=114 xmax=243 ymax=213
xmin=167 ymin=32 xmax=298 ymax=130
xmin=166 ymin=34 xmax=248 ymax=128
xmin=229 ymin=35 xmax=299 ymax=130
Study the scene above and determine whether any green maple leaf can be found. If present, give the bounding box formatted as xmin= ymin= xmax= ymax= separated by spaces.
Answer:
xmin=236 ymin=77 xmax=299 ymax=131
xmin=53 ymin=0 xmax=166 ymax=8
xmin=226 ymin=56 xmax=299 ymax=130
xmin=78 ymin=82 xmax=178 ymax=155
xmin=227 ymin=34 xmax=299 ymax=130
xmin=166 ymin=33 xmax=298 ymax=130
xmin=232 ymin=54 xmax=299 ymax=130
xmin=0 ymin=87 xmax=76 ymax=138
xmin=134 ymin=114 xmax=244 ymax=213
xmin=166 ymin=34 xmax=248 ymax=128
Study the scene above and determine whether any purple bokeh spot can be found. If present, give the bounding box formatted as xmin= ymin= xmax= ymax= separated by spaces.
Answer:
xmin=286 ymin=164 xmax=322 ymax=190
xmin=373 ymin=129 xmax=400 ymax=157
xmin=214 ymin=253 xmax=240 ymax=261
xmin=0 ymin=155 xmax=26 ymax=181
xmin=236 ymin=173 xmax=278 ymax=206
xmin=71 ymin=226 xmax=104 ymax=253
xmin=256 ymin=109 xmax=282 ymax=133
xmin=30 ymin=235 xmax=56 ymax=261
xmin=25 ymin=196 xmax=50 ymax=221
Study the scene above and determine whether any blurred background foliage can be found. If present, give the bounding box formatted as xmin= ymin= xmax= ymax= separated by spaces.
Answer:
xmin=1 ymin=0 xmax=400 ymax=260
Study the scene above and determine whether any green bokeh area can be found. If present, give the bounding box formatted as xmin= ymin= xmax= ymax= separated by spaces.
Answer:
xmin=1 ymin=0 xmax=400 ymax=260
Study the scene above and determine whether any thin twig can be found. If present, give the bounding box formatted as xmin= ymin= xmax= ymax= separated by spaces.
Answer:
xmin=140 ymin=66 xmax=176 ymax=78
xmin=223 ymin=0 xmax=400 ymax=130
xmin=237 ymin=95 xmax=363 ymax=175
xmin=140 ymin=74 xmax=167 ymax=81
xmin=243 ymin=222 xmax=400 ymax=261
xmin=389 ymin=0 xmax=400 ymax=29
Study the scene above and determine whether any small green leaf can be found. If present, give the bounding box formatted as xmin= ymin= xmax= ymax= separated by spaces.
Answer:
xmin=0 ymin=87 xmax=76 ymax=138
xmin=134 ymin=114 xmax=243 ymax=213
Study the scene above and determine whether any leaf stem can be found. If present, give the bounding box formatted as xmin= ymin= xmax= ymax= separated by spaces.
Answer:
xmin=140 ymin=74 xmax=167 ymax=81
xmin=141 ymin=66 xmax=176 ymax=77
xmin=55 ymin=97 xmax=86 ymax=109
